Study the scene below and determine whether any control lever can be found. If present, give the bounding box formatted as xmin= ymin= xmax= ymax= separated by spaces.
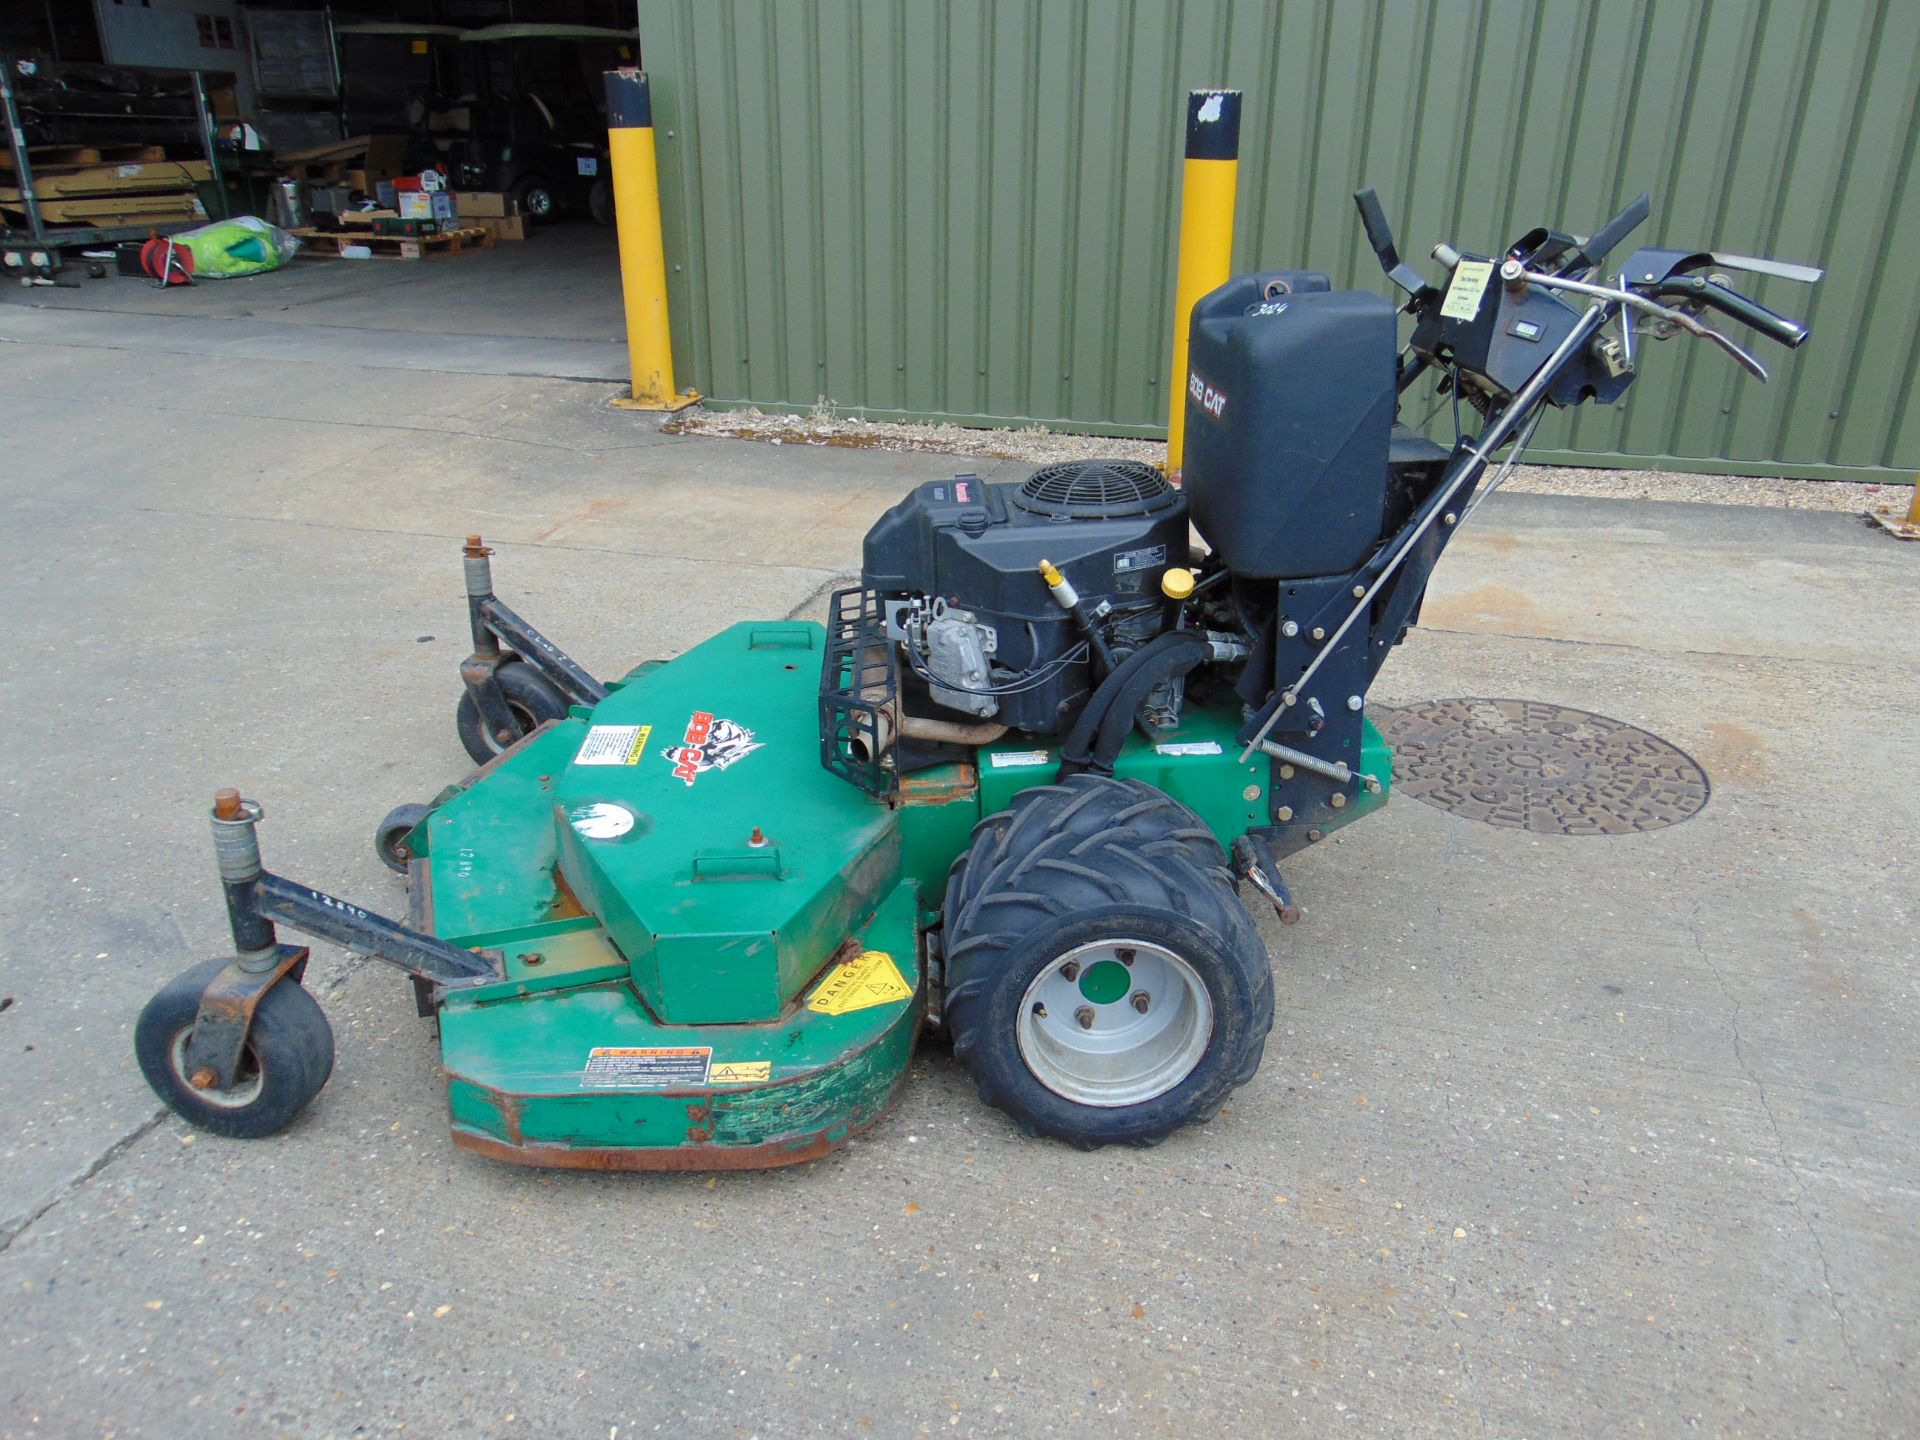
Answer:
xmin=1706 ymin=252 xmax=1824 ymax=286
xmin=1523 ymin=270 xmax=1770 ymax=380
xmin=1353 ymin=185 xmax=1431 ymax=300
xmin=1650 ymin=275 xmax=1810 ymax=348
xmin=1562 ymin=192 xmax=1651 ymax=275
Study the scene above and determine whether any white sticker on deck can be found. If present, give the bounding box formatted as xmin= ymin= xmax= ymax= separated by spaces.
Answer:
xmin=575 ymin=724 xmax=653 ymax=765
xmin=987 ymin=750 xmax=1053 ymax=769
xmin=568 ymin=802 xmax=635 ymax=840
xmin=1155 ymin=741 xmax=1223 ymax=757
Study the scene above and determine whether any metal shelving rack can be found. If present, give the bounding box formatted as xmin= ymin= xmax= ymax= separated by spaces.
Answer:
xmin=1 ymin=53 xmax=227 ymax=278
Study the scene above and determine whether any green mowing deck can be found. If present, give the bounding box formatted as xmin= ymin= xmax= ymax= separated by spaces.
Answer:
xmin=404 ymin=620 xmax=1389 ymax=1165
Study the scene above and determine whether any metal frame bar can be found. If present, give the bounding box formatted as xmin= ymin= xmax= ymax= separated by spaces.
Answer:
xmin=181 ymin=789 xmax=499 ymax=1089
xmin=1238 ymin=300 xmax=1613 ymax=763
xmin=0 ymin=53 xmax=49 ymax=248
xmin=189 ymin=71 xmax=229 ymax=221
xmin=251 ymin=873 xmax=496 ymax=983
xmin=457 ymin=536 xmax=607 ymax=743
xmin=2 ymin=54 xmax=233 ymax=258
xmin=478 ymin=597 xmax=608 ymax=705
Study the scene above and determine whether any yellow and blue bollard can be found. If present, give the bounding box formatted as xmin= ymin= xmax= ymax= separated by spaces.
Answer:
xmin=604 ymin=68 xmax=700 ymax=411
xmin=1166 ymin=89 xmax=1241 ymax=480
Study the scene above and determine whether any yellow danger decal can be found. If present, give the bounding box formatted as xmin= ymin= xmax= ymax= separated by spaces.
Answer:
xmin=1440 ymin=258 xmax=1496 ymax=320
xmin=807 ymin=950 xmax=912 ymax=1016
xmin=710 ymin=1060 xmax=772 ymax=1084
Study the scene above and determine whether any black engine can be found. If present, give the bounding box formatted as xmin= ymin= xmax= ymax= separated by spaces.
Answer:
xmin=857 ymin=461 xmax=1190 ymax=735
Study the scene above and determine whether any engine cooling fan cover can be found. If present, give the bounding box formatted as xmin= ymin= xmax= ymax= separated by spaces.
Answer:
xmin=1011 ymin=460 xmax=1179 ymax=520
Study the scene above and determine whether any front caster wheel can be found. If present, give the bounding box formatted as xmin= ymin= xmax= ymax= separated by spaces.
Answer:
xmin=375 ymin=803 xmax=431 ymax=874
xmin=134 ymin=959 xmax=335 ymax=1139
xmin=942 ymin=776 xmax=1273 ymax=1149
xmin=455 ymin=660 xmax=569 ymax=764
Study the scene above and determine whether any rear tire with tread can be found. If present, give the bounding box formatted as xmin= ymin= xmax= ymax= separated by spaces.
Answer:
xmin=942 ymin=776 xmax=1273 ymax=1149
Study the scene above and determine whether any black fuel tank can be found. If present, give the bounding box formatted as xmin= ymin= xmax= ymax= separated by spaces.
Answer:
xmin=1182 ymin=277 xmax=1398 ymax=578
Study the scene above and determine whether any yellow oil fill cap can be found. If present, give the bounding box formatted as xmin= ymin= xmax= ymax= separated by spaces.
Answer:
xmin=1160 ymin=567 xmax=1196 ymax=600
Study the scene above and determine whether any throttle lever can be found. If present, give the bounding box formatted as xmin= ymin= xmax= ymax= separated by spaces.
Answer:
xmin=1352 ymin=185 xmax=1431 ymax=300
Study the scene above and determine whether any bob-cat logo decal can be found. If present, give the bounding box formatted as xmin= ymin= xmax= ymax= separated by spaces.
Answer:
xmin=1188 ymin=369 xmax=1228 ymax=420
xmin=662 ymin=711 xmax=762 ymax=785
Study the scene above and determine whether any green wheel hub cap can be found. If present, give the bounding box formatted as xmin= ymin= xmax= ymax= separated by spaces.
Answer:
xmin=1078 ymin=959 xmax=1132 ymax=1005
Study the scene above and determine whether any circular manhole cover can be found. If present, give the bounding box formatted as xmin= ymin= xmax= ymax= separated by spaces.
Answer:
xmin=1371 ymin=698 xmax=1710 ymax=835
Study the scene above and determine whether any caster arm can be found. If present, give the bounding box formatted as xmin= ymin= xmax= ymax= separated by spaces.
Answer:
xmin=182 ymin=789 xmax=500 ymax=1092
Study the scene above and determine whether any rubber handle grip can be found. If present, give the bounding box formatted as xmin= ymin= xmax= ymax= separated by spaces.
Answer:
xmin=1577 ymin=192 xmax=1651 ymax=271
xmin=1655 ymin=275 xmax=1810 ymax=348
xmin=1353 ymin=186 xmax=1396 ymax=262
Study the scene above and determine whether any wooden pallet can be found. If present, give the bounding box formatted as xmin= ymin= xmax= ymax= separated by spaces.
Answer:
xmin=1 ymin=193 xmax=203 ymax=224
xmin=0 ymin=143 xmax=169 ymax=173
xmin=0 ymin=160 xmax=210 ymax=202
xmin=293 ymin=225 xmax=496 ymax=261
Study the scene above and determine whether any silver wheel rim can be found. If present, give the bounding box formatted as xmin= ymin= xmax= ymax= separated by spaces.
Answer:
xmin=480 ymin=700 xmax=535 ymax=755
xmin=1015 ymin=939 xmax=1213 ymax=1107
xmin=170 ymin=1027 xmax=264 ymax=1109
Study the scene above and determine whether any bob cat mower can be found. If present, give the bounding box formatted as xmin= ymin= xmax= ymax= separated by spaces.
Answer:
xmin=137 ymin=188 xmax=1817 ymax=1168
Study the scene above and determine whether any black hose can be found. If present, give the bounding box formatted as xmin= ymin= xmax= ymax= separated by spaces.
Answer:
xmin=1057 ymin=630 xmax=1192 ymax=772
xmin=1087 ymin=633 xmax=1209 ymax=772
xmin=1057 ymin=630 xmax=1209 ymax=778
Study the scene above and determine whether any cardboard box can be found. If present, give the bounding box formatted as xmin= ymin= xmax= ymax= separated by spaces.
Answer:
xmin=396 ymin=191 xmax=456 ymax=222
xmin=466 ymin=214 xmax=525 ymax=241
xmin=456 ymin=190 xmax=516 ymax=218
xmin=361 ymin=136 xmax=409 ymax=184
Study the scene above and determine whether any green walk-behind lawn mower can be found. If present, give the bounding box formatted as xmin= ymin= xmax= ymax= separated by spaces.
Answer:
xmin=137 ymin=188 xmax=1818 ymax=1168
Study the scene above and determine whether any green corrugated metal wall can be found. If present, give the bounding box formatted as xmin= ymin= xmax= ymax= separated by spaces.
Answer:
xmin=637 ymin=0 xmax=1920 ymax=482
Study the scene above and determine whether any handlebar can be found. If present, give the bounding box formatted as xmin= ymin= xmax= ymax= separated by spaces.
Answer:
xmin=1350 ymin=179 xmax=1814 ymax=389
xmin=1647 ymin=275 xmax=1810 ymax=348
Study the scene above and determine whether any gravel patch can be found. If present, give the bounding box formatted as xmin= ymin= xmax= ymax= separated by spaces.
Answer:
xmin=666 ymin=406 xmax=1164 ymax=467
xmin=667 ymin=404 xmax=1907 ymax=515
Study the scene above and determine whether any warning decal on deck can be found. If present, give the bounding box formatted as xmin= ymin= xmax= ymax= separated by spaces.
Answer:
xmin=575 ymin=724 xmax=653 ymax=765
xmin=582 ymin=1046 xmax=712 ymax=1088
xmin=1155 ymin=741 xmax=1223 ymax=757
xmin=710 ymin=1060 xmax=772 ymax=1084
xmin=807 ymin=950 xmax=913 ymax=1016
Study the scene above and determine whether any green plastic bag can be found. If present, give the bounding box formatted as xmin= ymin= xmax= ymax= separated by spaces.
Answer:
xmin=159 ymin=216 xmax=302 ymax=280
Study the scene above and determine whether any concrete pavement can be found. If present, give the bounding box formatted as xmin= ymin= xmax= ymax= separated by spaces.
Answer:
xmin=0 ymin=307 xmax=1915 ymax=1439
